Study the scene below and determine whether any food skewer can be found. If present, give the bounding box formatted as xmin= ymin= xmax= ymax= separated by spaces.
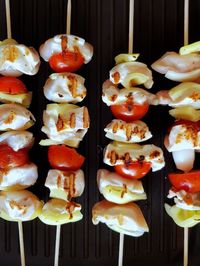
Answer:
xmin=183 ymin=1 xmax=189 ymax=265
xmin=38 ymin=0 xmax=93 ymax=265
xmin=54 ymin=1 xmax=71 ymax=265
xmin=93 ymin=0 xmax=167 ymax=265
xmin=4 ymin=2 xmax=25 ymax=265
xmin=151 ymin=0 xmax=198 ymax=265
xmin=118 ymin=1 xmax=135 ymax=265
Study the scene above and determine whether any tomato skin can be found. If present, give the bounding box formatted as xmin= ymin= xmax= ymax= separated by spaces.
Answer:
xmin=114 ymin=161 xmax=152 ymax=179
xmin=48 ymin=145 xmax=85 ymax=171
xmin=0 ymin=144 xmax=29 ymax=169
xmin=110 ymin=100 xmax=149 ymax=122
xmin=49 ymin=51 xmax=84 ymax=73
xmin=0 ymin=77 xmax=28 ymax=94
xmin=169 ymin=170 xmax=200 ymax=193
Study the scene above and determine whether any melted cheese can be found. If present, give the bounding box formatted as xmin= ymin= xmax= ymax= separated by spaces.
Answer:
xmin=104 ymin=119 xmax=152 ymax=143
xmin=167 ymin=124 xmax=200 ymax=151
xmin=0 ymin=42 xmax=40 ymax=77
xmin=45 ymin=169 xmax=84 ymax=201
xmin=0 ymin=163 xmax=38 ymax=190
xmin=103 ymin=141 xmax=165 ymax=172
xmin=0 ymin=131 xmax=34 ymax=151
xmin=43 ymin=72 xmax=86 ymax=103
xmin=102 ymin=80 xmax=157 ymax=106
xmin=0 ymin=104 xmax=35 ymax=131
xmin=109 ymin=61 xmax=153 ymax=89
xmin=39 ymin=34 xmax=93 ymax=64
xmin=0 ymin=190 xmax=43 ymax=221
xmin=41 ymin=103 xmax=89 ymax=143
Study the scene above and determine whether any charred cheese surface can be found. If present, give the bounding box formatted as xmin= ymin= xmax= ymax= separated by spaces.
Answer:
xmin=104 ymin=141 xmax=165 ymax=172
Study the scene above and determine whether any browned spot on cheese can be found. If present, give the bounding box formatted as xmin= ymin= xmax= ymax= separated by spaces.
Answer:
xmin=4 ymin=111 xmax=15 ymax=124
xmin=110 ymin=94 xmax=118 ymax=102
xmin=149 ymin=150 xmax=160 ymax=160
xmin=124 ymin=152 xmax=131 ymax=164
xmin=112 ymin=72 xmax=120 ymax=83
xmin=56 ymin=114 xmax=66 ymax=131
xmin=68 ymin=75 xmax=78 ymax=98
xmin=61 ymin=35 xmax=68 ymax=52
xmin=9 ymin=200 xmax=27 ymax=214
xmin=107 ymin=150 xmax=118 ymax=165
xmin=63 ymin=172 xmax=76 ymax=201
xmin=57 ymin=175 xmax=62 ymax=188
xmin=70 ymin=113 xmax=76 ymax=128
xmin=2 ymin=46 xmax=19 ymax=62
xmin=190 ymin=91 xmax=200 ymax=101
xmin=175 ymin=124 xmax=199 ymax=146
xmin=112 ymin=121 xmax=119 ymax=133
xmin=83 ymin=107 xmax=90 ymax=128
xmin=65 ymin=202 xmax=80 ymax=219
xmin=126 ymin=123 xmax=132 ymax=141
xmin=121 ymin=184 xmax=127 ymax=198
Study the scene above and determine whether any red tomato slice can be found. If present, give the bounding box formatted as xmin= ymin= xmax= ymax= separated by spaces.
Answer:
xmin=114 ymin=161 xmax=152 ymax=179
xmin=49 ymin=51 xmax=84 ymax=73
xmin=48 ymin=145 xmax=85 ymax=171
xmin=0 ymin=144 xmax=29 ymax=169
xmin=0 ymin=77 xmax=28 ymax=94
xmin=169 ymin=170 xmax=200 ymax=193
xmin=110 ymin=100 xmax=149 ymax=122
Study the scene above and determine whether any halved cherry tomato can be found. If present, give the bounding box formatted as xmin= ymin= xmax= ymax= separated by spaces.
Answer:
xmin=48 ymin=145 xmax=85 ymax=171
xmin=169 ymin=170 xmax=200 ymax=193
xmin=0 ymin=144 xmax=29 ymax=169
xmin=110 ymin=100 xmax=149 ymax=122
xmin=49 ymin=51 xmax=84 ymax=73
xmin=114 ymin=161 xmax=152 ymax=179
xmin=0 ymin=77 xmax=28 ymax=94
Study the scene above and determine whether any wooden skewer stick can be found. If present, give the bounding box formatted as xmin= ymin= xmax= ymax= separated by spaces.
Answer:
xmin=184 ymin=227 xmax=189 ymax=266
xmin=5 ymin=2 xmax=26 ymax=265
xmin=5 ymin=0 xmax=11 ymax=38
xmin=118 ymin=233 xmax=124 ymax=266
xmin=118 ymin=1 xmax=135 ymax=265
xmin=183 ymin=1 xmax=189 ymax=266
xmin=5 ymin=1 xmax=26 ymax=265
xmin=128 ymin=0 xmax=134 ymax=54
xmin=66 ymin=0 xmax=71 ymax=35
xmin=54 ymin=225 xmax=61 ymax=266
xmin=184 ymin=0 xmax=189 ymax=46
xmin=18 ymin=221 xmax=25 ymax=266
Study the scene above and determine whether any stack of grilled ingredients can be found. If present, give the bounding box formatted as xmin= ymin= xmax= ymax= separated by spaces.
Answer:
xmin=92 ymin=53 xmax=165 ymax=236
xmin=38 ymin=34 xmax=93 ymax=225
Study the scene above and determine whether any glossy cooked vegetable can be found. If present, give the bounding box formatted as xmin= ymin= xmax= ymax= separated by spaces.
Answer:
xmin=48 ymin=145 xmax=85 ymax=171
xmin=111 ymin=101 xmax=149 ymax=122
xmin=0 ymin=144 xmax=29 ymax=169
xmin=169 ymin=170 xmax=200 ymax=193
xmin=115 ymin=161 xmax=151 ymax=179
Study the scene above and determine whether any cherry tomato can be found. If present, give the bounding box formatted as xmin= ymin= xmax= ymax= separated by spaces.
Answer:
xmin=0 ymin=77 xmax=28 ymax=94
xmin=114 ymin=161 xmax=152 ymax=179
xmin=48 ymin=145 xmax=85 ymax=171
xmin=169 ymin=170 xmax=200 ymax=193
xmin=0 ymin=144 xmax=29 ymax=169
xmin=110 ymin=100 xmax=149 ymax=122
xmin=49 ymin=51 xmax=84 ymax=73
